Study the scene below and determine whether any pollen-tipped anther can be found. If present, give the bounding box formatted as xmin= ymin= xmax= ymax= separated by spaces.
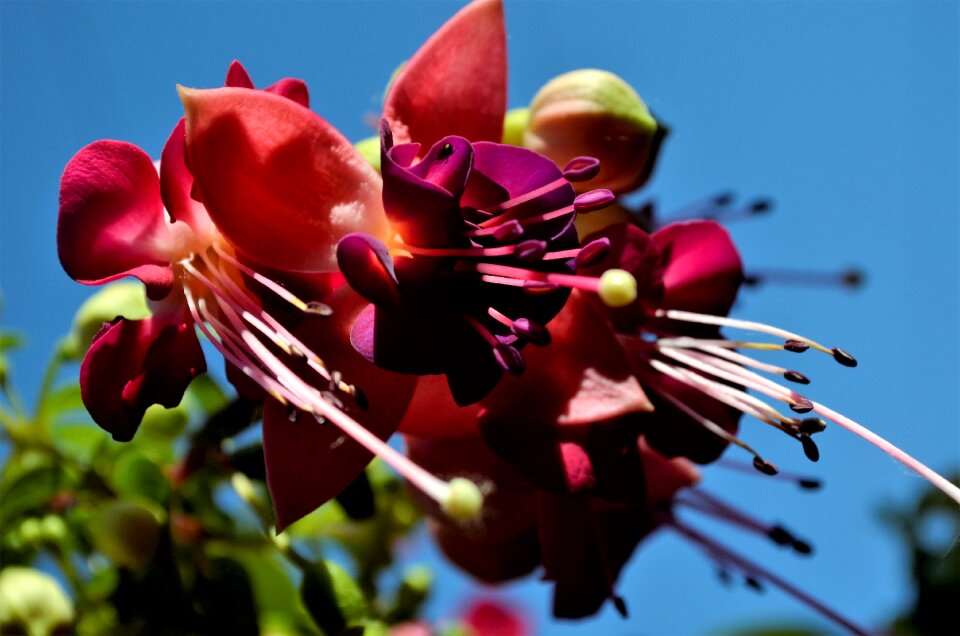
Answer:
xmin=573 ymin=189 xmax=616 ymax=214
xmin=784 ymin=339 xmax=809 ymax=353
xmin=783 ymin=370 xmax=810 ymax=384
xmin=789 ymin=398 xmax=814 ymax=414
xmin=441 ymin=477 xmax=484 ymax=522
xmin=493 ymin=343 xmax=525 ymax=375
xmin=831 ymin=347 xmax=858 ymax=367
xmin=798 ymin=418 xmax=827 ymax=434
xmin=598 ymin=268 xmax=637 ymax=308
xmin=575 ymin=237 xmax=611 ymax=267
xmin=753 ymin=457 xmax=779 ymax=476
xmin=514 ymin=240 xmax=548 ymax=262
xmin=304 ymin=301 xmax=333 ymax=317
xmin=492 ymin=220 xmax=524 ymax=242
xmin=800 ymin=436 xmax=820 ymax=462
xmin=511 ymin=317 xmax=551 ymax=346
xmin=561 ymin=156 xmax=601 ymax=182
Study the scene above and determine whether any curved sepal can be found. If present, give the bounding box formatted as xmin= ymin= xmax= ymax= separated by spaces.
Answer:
xmin=383 ymin=0 xmax=506 ymax=148
xmin=58 ymin=140 xmax=175 ymax=298
xmin=180 ymin=87 xmax=387 ymax=272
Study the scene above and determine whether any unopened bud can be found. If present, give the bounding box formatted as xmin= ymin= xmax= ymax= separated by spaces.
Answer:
xmin=88 ymin=500 xmax=162 ymax=569
xmin=60 ymin=281 xmax=150 ymax=360
xmin=524 ymin=69 xmax=666 ymax=194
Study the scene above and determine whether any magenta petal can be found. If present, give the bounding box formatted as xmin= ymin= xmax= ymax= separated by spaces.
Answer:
xmin=336 ymin=233 xmax=401 ymax=308
xmin=265 ymin=78 xmax=310 ymax=108
xmin=653 ymin=220 xmax=744 ymax=317
xmin=160 ymin=118 xmax=215 ymax=237
xmin=58 ymin=140 xmax=175 ymax=298
xmin=383 ymin=0 xmax=507 ymax=148
xmin=80 ymin=308 xmax=205 ymax=442
xmin=224 ymin=60 xmax=255 ymax=88
xmin=262 ymin=289 xmax=417 ymax=531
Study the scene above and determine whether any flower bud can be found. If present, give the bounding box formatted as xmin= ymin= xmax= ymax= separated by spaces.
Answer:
xmin=0 ymin=566 xmax=75 ymax=635
xmin=524 ymin=69 xmax=666 ymax=194
xmin=88 ymin=500 xmax=162 ymax=569
xmin=59 ymin=281 xmax=150 ymax=361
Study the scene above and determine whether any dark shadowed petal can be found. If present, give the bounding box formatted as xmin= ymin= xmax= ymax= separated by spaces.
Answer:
xmin=79 ymin=304 xmax=205 ymax=442
xmin=261 ymin=288 xmax=416 ymax=531
xmin=580 ymin=222 xmax=665 ymax=332
xmin=538 ymin=494 xmax=652 ymax=619
xmin=181 ymin=87 xmax=387 ymax=272
xmin=652 ymin=220 xmax=743 ymax=317
xmin=481 ymin=291 xmax=652 ymax=427
xmin=58 ymin=141 xmax=176 ymax=298
xmin=383 ymin=0 xmax=506 ymax=149
xmin=398 ymin=375 xmax=481 ymax=439
xmin=336 ymin=233 xmax=401 ymax=308
xmin=637 ymin=438 xmax=701 ymax=503
xmin=160 ymin=118 xmax=215 ymax=238
xmin=381 ymin=127 xmax=472 ymax=248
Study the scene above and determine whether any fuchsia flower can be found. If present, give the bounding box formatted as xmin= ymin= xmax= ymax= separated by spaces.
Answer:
xmin=58 ymin=63 xmax=448 ymax=531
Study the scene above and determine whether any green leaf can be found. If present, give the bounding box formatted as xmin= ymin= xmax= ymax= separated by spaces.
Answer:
xmin=184 ymin=375 xmax=229 ymax=415
xmin=300 ymin=560 xmax=369 ymax=635
xmin=0 ymin=465 xmax=62 ymax=525
xmin=206 ymin=542 xmax=319 ymax=634
xmin=52 ymin=423 xmax=105 ymax=466
xmin=43 ymin=384 xmax=85 ymax=422
xmin=0 ymin=331 xmax=23 ymax=352
xmin=110 ymin=450 xmax=170 ymax=504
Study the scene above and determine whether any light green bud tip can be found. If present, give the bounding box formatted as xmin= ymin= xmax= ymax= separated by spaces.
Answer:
xmin=441 ymin=478 xmax=484 ymax=522
xmin=501 ymin=108 xmax=531 ymax=147
xmin=354 ymin=136 xmax=381 ymax=173
xmin=530 ymin=69 xmax=657 ymax=135
xmin=598 ymin=269 xmax=637 ymax=308
xmin=0 ymin=567 xmax=75 ymax=634
xmin=61 ymin=281 xmax=150 ymax=360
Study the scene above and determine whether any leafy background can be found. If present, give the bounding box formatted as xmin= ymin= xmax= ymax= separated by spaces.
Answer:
xmin=1 ymin=1 xmax=958 ymax=634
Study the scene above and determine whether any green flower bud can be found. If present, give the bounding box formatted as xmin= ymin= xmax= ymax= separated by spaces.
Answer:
xmin=354 ymin=136 xmax=381 ymax=173
xmin=524 ymin=69 xmax=666 ymax=194
xmin=501 ymin=108 xmax=530 ymax=147
xmin=0 ymin=566 xmax=75 ymax=636
xmin=18 ymin=518 xmax=43 ymax=547
xmin=88 ymin=500 xmax=161 ymax=569
xmin=59 ymin=281 xmax=150 ymax=361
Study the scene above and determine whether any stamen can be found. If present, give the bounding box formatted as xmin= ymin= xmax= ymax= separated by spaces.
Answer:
xmin=667 ymin=519 xmax=869 ymax=635
xmin=464 ymin=314 xmax=525 ymax=375
xmin=643 ymin=380 xmax=772 ymax=468
xmin=714 ymin=459 xmax=822 ymax=490
xmin=562 ymin=156 xmax=601 ymax=182
xmin=481 ymin=176 xmax=569 ymax=218
xmin=467 ymin=262 xmax=637 ymax=308
xmin=653 ymin=309 xmax=850 ymax=363
xmin=743 ymin=267 xmax=864 ymax=290
xmin=212 ymin=243 xmax=317 ymax=313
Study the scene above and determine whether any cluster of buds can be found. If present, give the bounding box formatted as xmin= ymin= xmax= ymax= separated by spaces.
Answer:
xmin=55 ymin=0 xmax=957 ymax=631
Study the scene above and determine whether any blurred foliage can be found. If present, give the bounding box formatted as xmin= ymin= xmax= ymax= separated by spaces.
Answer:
xmin=0 ymin=286 xmax=433 ymax=636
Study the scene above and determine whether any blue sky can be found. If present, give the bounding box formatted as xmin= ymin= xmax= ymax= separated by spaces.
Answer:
xmin=1 ymin=1 xmax=958 ymax=634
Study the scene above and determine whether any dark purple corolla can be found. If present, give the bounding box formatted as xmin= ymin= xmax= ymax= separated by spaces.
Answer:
xmin=337 ymin=121 xmax=618 ymax=405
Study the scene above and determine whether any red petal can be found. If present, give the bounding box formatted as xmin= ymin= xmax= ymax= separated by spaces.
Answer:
xmin=265 ymin=78 xmax=309 ymax=108
xmin=58 ymin=140 xmax=175 ymax=298
xmin=463 ymin=600 xmax=530 ymax=636
xmin=180 ymin=87 xmax=387 ymax=272
xmin=398 ymin=376 xmax=481 ymax=439
xmin=383 ymin=0 xmax=506 ymax=148
xmin=262 ymin=288 xmax=416 ymax=531
xmin=637 ymin=438 xmax=700 ymax=504
xmin=80 ymin=305 xmax=205 ymax=442
xmin=224 ymin=60 xmax=255 ymax=88
xmin=160 ymin=118 xmax=215 ymax=237
xmin=653 ymin=220 xmax=744 ymax=317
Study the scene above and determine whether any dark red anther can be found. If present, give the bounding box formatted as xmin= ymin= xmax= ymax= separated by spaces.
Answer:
xmin=784 ymin=339 xmax=809 ymax=353
xmin=831 ymin=347 xmax=858 ymax=367
xmin=800 ymin=435 xmax=820 ymax=462
xmin=783 ymin=370 xmax=810 ymax=385
xmin=753 ymin=457 xmax=779 ymax=476
xmin=789 ymin=398 xmax=814 ymax=414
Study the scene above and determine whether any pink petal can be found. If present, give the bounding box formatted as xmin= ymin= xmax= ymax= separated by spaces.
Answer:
xmin=262 ymin=288 xmax=416 ymax=531
xmin=383 ymin=0 xmax=506 ymax=148
xmin=653 ymin=220 xmax=744 ymax=317
xmin=160 ymin=118 xmax=216 ymax=237
xmin=58 ymin=140 xmax=175 ymax=298
xmin=462 ymin=600 xmax=530 ymax=636
xmin=80 ymin=305 xmax=205 ymax=442
xmin=265 ymin=78 xmax=310 ymax=108
xmin=180 ymin=87 xmax=387 ymax=273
